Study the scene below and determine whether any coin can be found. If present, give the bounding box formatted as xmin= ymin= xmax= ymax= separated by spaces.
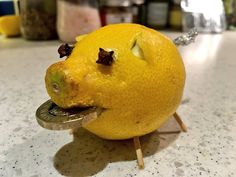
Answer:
xmin=36 ymin=100 xmax=102 ymax=130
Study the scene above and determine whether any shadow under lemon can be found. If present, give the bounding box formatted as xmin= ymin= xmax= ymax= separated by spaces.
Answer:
xmin=53 ymin=115 xmax=182 ymax=177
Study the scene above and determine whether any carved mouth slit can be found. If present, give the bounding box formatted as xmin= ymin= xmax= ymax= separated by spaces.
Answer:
xmin=49 ymin=103 xmax=97 ymax=117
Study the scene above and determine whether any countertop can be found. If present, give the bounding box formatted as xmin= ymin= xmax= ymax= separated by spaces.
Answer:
xmin=0 ymin=32 xmax=236 ymax=177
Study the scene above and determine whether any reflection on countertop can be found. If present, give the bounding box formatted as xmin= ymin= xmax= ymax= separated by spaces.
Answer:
xmin=0 ymin=32 xmax=236 ymax=177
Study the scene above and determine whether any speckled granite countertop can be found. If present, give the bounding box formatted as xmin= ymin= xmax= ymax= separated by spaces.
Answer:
xmin=0 ymin=32 xmax=236 ymax=177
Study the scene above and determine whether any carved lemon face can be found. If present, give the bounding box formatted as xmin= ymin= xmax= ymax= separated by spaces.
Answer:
xmin=45 ymin=24 xmax=185 ymax=140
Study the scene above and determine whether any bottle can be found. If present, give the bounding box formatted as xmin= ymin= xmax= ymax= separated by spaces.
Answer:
xmin=169 ymin=0 xmax=182 ymax=30
xmin=20 ymin=0 xmax=57 ymax=40
xmin=146 ymin=0 xmax=170 ymax=29
xmin=57 ymin=0 xmax=101 ymax=43
xmin=132 ymin=0 xmax=146 ymax=25
xmin=100 ymin=0 xmax=133 ymax=26
xmin=223 ymin=0 xmax=236 ymax=30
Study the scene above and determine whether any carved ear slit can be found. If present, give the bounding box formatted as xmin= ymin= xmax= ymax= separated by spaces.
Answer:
xmin=131 ymin=39 xmax=145 ymax=60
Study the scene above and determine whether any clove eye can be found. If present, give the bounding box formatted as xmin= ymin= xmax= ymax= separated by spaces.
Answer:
xmin=58 ymin=44 xmax=74 ymax=58
xmin=96 ymin=48 xmax=114 ymax=66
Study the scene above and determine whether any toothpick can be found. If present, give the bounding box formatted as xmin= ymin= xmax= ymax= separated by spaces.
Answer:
xmin=133 ymin=136 xmax=144 ymax=169
xmin=173 ymin=112 xmax=187 ymax=132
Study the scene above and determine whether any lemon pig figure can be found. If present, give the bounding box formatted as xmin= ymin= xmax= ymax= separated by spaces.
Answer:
xmin=36 ymin=24 xmax=197 ymax=168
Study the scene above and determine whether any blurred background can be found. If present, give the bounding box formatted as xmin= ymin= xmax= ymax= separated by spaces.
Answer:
xmin=0 ymin=0 xmax=235 ymax=42
xmin=1 ymin=1 xmax=236 ymax=177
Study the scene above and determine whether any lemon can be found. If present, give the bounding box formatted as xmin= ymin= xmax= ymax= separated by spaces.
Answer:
xmin=0 ymin=15 xmax=21 ymax=37
xmin=45 ymin=24 xmax=185 ymax=140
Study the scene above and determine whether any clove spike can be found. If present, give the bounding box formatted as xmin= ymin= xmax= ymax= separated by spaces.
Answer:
xmin=58 ymin=43 xmax=74 ymax=58
xmin=96 ymin=48 xmax=114 ymax=66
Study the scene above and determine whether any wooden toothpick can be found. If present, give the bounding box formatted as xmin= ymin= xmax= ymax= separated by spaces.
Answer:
xmin=133 ymin=136 xmax=144 ymax=169
xmin=173 ymin=112 xmax=187 ymax=132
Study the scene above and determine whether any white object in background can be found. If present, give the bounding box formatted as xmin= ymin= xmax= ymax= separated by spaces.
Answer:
xmin=181 ymin=0 xmax=226 ymax=33
xmin=57 ymin=0 xmax=101 ymax=43
xmin=105 ymin=13 xmax=133 ymax=24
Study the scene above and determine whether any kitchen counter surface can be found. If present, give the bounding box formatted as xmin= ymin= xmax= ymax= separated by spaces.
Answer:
xmin=0 ymin=32 xmax=236 ymax=177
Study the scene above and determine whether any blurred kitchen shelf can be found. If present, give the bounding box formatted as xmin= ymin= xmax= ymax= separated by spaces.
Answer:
xmin=0 ymin=35 xmax=60 ymax=49
xmin=0 ymin=30 xmax=181 ymax=49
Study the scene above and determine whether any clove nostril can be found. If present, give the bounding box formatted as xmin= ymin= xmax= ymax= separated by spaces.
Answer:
xmin=52 ymin=82 xmax=60 ymax=93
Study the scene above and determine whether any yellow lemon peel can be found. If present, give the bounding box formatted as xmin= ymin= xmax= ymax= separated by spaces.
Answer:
xmin=45 ymin=24 xmax=185 ymax=140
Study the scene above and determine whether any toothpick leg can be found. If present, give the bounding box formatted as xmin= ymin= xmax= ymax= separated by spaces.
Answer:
xmin=173 ymin=112 xmax=187 ymax=132
xmin=133 ymin=136 xmax=144 ymax=169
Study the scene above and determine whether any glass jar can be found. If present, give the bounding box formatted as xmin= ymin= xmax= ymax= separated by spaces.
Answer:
xmin=223 ymin=0 xmax=236 ymax=30
xmin=57 ymin=0 xmax=101 ymax=43
xmin=0 ymin=0 xmax=15 ymax=16
xmin=20 ymin=0 xmax=57 ymax=40
xmin=100 ymin=0 xmax=133 ymax=26
xmin=146 ymin=0 xmax=169 ymax=29
xmin=169 ymin=0 xmax=182 ymax=30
